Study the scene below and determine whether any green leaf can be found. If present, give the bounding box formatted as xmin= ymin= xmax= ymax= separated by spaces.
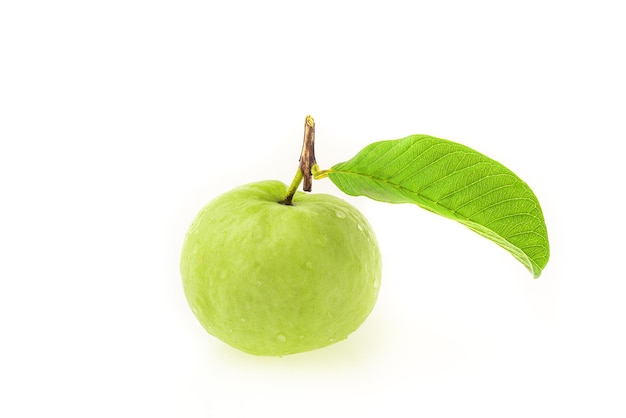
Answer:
xmin=326 ymin=135 xmax=549 ymax=278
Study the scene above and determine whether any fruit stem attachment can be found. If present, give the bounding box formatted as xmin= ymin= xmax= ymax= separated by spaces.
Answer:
xmin=281 ymin=168 xmax=303 ymax=205
xmin=280 ymin=115 xmax=317 ymax=205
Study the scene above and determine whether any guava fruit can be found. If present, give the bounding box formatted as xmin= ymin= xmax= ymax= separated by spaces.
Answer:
xmin=180 ymin=180 xmax=382 ymax=356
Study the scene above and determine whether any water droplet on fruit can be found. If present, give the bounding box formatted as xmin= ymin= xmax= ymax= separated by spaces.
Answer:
xmin=240 ymin=317 xmax=246 ymax=323
xmin=373 ymin=279 xmax=381 ymax=289
xmin=328 ymin=337 xmax=335 ymax=343
xmin=335 ymin=210 xmax=346 ymax=218
xmin=277 ymin=334 xmax=287 ymax=343
xmin=192 ymin=243 xmax=199 ymax=254
xmin=357 ymin=223 xmax=364 ymax=231
xmin=305 ymin=262 xmax=313 ymax=269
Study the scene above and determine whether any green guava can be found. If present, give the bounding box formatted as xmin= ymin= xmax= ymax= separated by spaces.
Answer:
xmin=180 ymin=180 xmax=382 ymax=356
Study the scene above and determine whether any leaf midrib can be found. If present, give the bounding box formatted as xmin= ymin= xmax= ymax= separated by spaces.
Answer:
xmin=331 ymin=167 xmax=543 ymax=276
xmin=329 ymin=167 xmax=544 ymax=247
xmin=331 ymin=167 xmax=488 ymax=221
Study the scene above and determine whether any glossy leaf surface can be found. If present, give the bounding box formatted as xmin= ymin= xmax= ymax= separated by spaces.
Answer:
xmin=327 ymin=135 xmax=549 ymax=277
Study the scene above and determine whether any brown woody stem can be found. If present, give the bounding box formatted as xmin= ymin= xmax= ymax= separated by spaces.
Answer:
xmin=280 ymin=115 xmax=317 ymax=205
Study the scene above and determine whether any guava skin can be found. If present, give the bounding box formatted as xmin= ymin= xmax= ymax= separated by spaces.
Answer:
xmin=180 ymin=180 xmax=382 ymax=356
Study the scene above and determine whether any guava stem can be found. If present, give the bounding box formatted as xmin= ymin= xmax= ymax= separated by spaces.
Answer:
xmin=300 ymin=115 xmax=316 ymax=192
xmin=280 ymin=115 xmax=317 ymax=205
xmin=280 ymin=168 xmax=303 ymax=205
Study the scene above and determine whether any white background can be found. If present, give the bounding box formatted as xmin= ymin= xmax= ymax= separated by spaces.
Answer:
xmin=1 ymin=1 xmax=624 ymax=416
